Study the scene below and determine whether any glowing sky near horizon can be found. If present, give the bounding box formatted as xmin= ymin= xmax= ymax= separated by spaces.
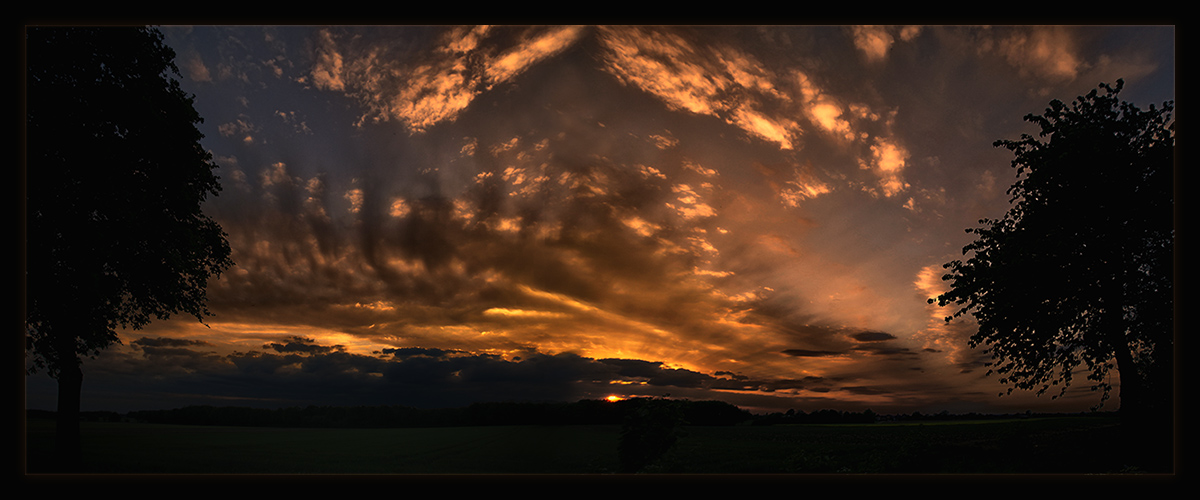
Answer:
xmin=26 ymin=25 xmax=1175 ymax=415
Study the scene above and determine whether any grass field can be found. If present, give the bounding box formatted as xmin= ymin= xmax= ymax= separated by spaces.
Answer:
xmin=24 ymin=415 xmax=1171 ymax=474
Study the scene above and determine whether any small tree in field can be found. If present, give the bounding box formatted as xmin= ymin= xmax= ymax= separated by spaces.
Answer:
xmin=931 ymin=80 xmax=1174 ymax=427
xmin=26 ymin=26 xmax=233 ymax=471
xmin=618 ymin=397 xmax=686 ymax=472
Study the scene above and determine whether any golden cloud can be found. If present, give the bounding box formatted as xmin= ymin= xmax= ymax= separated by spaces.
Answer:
xmin=984 ymin=26 xmax=1084 ymax=83
xmin=850 ymin=25 xmax=894 ymax=62
xmin=310 ymin=26 xmax=587 ymax=133
xmin=861 ymin=139 xmax=911 ymax=197
xmin=309 ymin=29 xmax=345 ymax=91
xmin=597 ymin=27 xmax=800 ymax=150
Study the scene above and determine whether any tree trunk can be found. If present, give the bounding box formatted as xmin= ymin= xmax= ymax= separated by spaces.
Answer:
xmin=54 ymin=337 xmax=83 ymax=472
xmin=1108 ymin=329 xmax=1144 ymax=423
xmin=1103 ymin=247 xmax=1145 ymax=426
xmin=1105 ymin=287 xmax=1172 ymax=472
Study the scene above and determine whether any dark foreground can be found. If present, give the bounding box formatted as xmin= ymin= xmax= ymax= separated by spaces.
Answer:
xmin=24 ymin=415 xmax=1172 ymax=474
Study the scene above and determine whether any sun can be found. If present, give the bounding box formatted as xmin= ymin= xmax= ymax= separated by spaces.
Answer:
xmin=605 ymin=395 xmax=626 ymax=403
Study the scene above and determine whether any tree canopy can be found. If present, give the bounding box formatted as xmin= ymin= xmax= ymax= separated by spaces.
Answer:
xmin=931 ymin=80 xmax=1174 ymax=424
xmin=25 ymin=26 xmax=233 ymax=468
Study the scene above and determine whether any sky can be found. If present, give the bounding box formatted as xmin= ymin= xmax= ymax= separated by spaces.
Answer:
xmin=26 ymin=25 xmax=1176 ymax=416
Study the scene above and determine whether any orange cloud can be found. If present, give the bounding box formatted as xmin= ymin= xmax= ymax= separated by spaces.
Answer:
xmin=779 ymin=168 xmax=832 ymax=207
xmin=484 ymin=26 xmax=586 ymax=87
xmin=860 ymin=138 xmax=911 ymax=197
xmin=309 ymin=29 xmax=345 ymax=91
xmin=182 ymin=51 xmax=211 ymax=82
xmin=913 ymin=263 xmax=976 ymax=365
xmin=793 ymin=71 xmax=856 ymax=142
xmin=309 ymin=26 xmax=587 ymax=133
xmin=850 ymin=25 xmax=894 ymax=62
xmin=982 ymin=26 xmax=1085 ymax=84
xmin=596 ymin=27 xmax=800 ymax=150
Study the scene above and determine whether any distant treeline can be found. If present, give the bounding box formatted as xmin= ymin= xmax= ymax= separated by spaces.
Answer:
xmin=36 ymin=399 xmax=750 ymax=429
xmin=752 ymin=408 xmax=880 ymax=425
xmin=26 ymin=401 xmax=1116 ymax=429
xmin=747 ymin=408 xmax=1111 ymax=425
xmin=27 ymin=409 xmax=128 ymax=423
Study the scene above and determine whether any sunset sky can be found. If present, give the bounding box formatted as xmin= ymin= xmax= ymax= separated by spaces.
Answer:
xmin=26 ymin=25 xmax=1175 ymax=416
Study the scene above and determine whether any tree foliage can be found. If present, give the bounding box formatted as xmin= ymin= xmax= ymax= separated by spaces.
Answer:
xmin=931 ymin=80 xmax=1173 ymax=421
xmin=25 ymin=26 xmax=233 ymax=468
xmin=26 ymin=26 xmax=232 ymax=375
xmin=618 ymin=397 xmax=687 ymax=472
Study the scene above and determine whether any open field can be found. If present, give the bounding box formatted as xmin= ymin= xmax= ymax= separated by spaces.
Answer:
xmin=25 ymin=419 xmax=621 ymax=474
xmin=24 ymin=415 xmax=1171 ymax=474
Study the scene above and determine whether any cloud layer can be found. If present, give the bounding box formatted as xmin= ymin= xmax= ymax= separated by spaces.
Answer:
xmin=30 ymin=25 xmax=1173 ymax=415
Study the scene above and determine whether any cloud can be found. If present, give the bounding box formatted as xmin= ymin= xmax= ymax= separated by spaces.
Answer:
xmin=848 ymin=25 xmax=923 ymax=63
xmin=778 ymin=164 xmax=833 ymax=207
xmin=792 ymin=70 xmax=857 ymax=142
xmin=596 ymin=26 xmax=800 ymax=150
xmin=850 ymin=343 xmax=920 ymax=359
xmin=781 ymin=349 xmax=844 ymax=358
xmin=309 ymin=29 xmax=345 ymax=91
xmin=981 ymin=26 xmax=1085 ymax=84
xmin=88 ymin=25 xmax=1170 ymax=418
xmin=850 ymin=26 xmax=894 ymax=62
xmin=898 ymin=26 xmax=923 ymax=42
xmin=82 ymin=334 xmax=852 ymax=410
xmin=841 ymin=385 xmax=890 ymax=396
xmin=198 ymin=111 xmax=799 ymax=384
xmin=217 ymin=115 xmax=258 ymax=143
xmin=382 ymin=346 xmax=462 ymax=359
xmin=597 ymin=27 xmax=720 ymax=116
xmin=667 ymin=183 xmax=717 ymax=220
xmin=860 ymin=138 xmax=911 ymax=197
xmin=851 ymin=331 xmax=897 ymax=342
xmin=306 ymin=26 xmax=587 ymax=133
xmin=784 ymin=68 xmax=916 ymax=203
xmin=133 ymin=337 xmax=212 ymax=348
xmin=275 ymin=110 xmax=312 ymax=135
xmin=913 ymin=263 xmax=978 ymax=366
xmin=483 ymin=26 xmax=586 ymax=87
xmin=101 ymin=336 xmax=230 ymax=378
xmin=181 ymin=51 xmax=211 ymax=82
xmin=265 ymin=336 xmax=346 ymax=354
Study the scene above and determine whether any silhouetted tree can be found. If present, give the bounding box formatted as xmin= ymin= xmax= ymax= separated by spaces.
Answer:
xmin=680 ymin=399 xmax=752 ymax=426
xmin=932 ymin=80 xmax=1174 ymax=429
xmin=25 ymin=26 xmax=233 ymax=471
xmin=618 ymin=397 xmax=686 ymax=472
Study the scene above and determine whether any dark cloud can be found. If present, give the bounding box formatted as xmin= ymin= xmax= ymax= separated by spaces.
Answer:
xmin=720 ymin=375 xmax=834 ymax=393
xmin=264 ymin=336 xmax=346 ymax=354
xmin=381 ymin=347 xmax=461 ymax=359
xmin=132 ymin=337 xmax=212 ymax=347
xmin=851 ymin=331 xmax=897 ymax=342
xmin=89 ymin=337 xmax=229 ymax=379
xmin=955 ymin=354 xmax=993 ymax=374
xmin=840 ymin=385 xmax=891 ymax=396
xmin=781 ymin=349 xmax=844 ymax=358
xmin=64 ymin=335 xmax=862 ymax=412
xmin=127 ymin=338 xmax=215 ymax=365
xmin=850 ymin=344 xmax=921 ymax=359
xmin=133 ymin=345 xmax=215 ymax=359
xmin=599 ymin=358 xmax=719 ymax=389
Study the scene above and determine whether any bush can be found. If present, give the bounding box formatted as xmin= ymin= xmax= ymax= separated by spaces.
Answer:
xmin=617 ymin=398 xmax=686 ymax=472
